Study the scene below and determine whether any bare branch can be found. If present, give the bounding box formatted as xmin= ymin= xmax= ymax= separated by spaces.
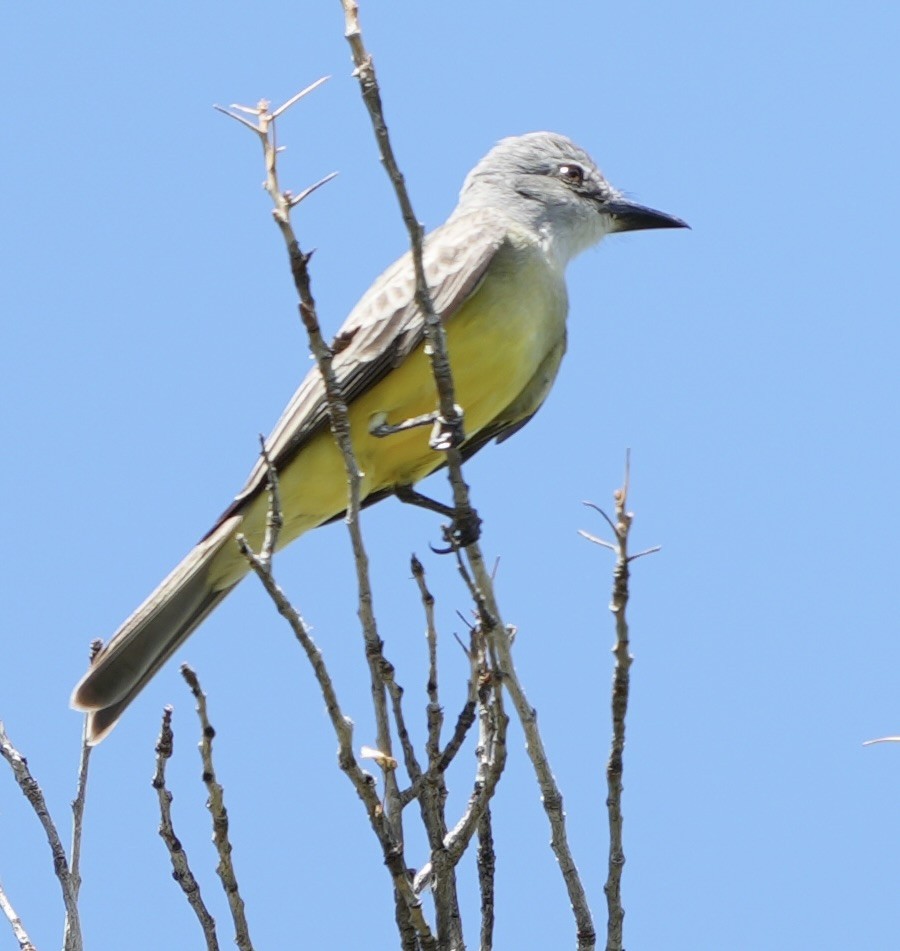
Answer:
xmin=436 ymin=629 xmax=481 ymax=774
xmin=0 ymin=723 xmax=82 ymax=950
xmin=442 ymin=640 xmax=507 ymax=870
xmin=477 ymin=805 xmax=496 ymax=951
xmin=270 ymin=76 xmax=331 ymax=118
xmin=257 ymin=437 xmax=282 ymax=566
xmin=437 ymin=698 xmax=478 ymax=777
xmin=0 ymin=881 xmax=36 ymax=951
xmin=287 ymin=171 xmax=340 ymax=208
xmin=577 ymin=529 xmax=618 ymax=553
xmin=64 ymin=639 xmax=100 ymax=949
xmin=380 ymin=659 xmax=423 ymax=786
xmin=152 ymin=707 xmax=219 ymax=951
xmin=180 ymin=667 xmax=254 ymax=951
xmin=582 ymin=501 xmax=619 ymax=539
xmin=411 ymin=555 xmax=443 ymax=760
xmin=340 ymin=0 xmax=478 ymax=551
xmin=342 ymin=7 xmax=596 ymax=939
xmin=602 ymin=488 xmax=632 ymax=951
xmin=212 ymin=105 xmax=263 ymax=135
xmin=581 ymin=452 xmax=657 ymax=951
xmin=65 ymin=724 xmax=91 ymax=948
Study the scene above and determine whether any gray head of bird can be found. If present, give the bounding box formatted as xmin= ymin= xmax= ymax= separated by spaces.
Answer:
xmin=458 ymin=131 xmax=688 ymax=266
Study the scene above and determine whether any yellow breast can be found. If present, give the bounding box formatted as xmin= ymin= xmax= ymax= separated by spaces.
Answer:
xmin=210 ymin=238 xmax=568 ymax=585
xmin=355 ymin=239 xmax=568 ymax=486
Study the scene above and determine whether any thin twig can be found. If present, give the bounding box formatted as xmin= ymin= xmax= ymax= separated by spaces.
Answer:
xmin=437 ymin=698 xmax=478 ymax=776
xmin=270 ymin=77 xmax=331 ymax=118
xmin=436 ymin=630 xmax=481 ymax=775
xmin=288 ymin=172 xmax=340 ymax=208
xmin=338 ymin=18 xmax=513 ymax=945
xmin=411 ymin=555 xmax=443 ymax=764
xmin=65 ymin=722 xmax=91 ymax=949
xmin=221 ymin=87 xmax=404 ymax=839
xmin=477 ymin=805 xmax=496 ymax=951
xmin=258 ymin=437 xmax=282 ymax=565
xmin=441 ymin=635 xmax=507 ymax=870
xmin=152 ymin=707 xmax=219 ymax=951
xmin=180 ymin=667 xmax=254 ymax=951
xmin=65 ymin=640 xmax=98 ymax=950
xmin=583 ymin=501 xmax=619 ymax=538
xmin=0 ymin=881 xmax=36 ymax=951
xmin=340 ymin=0 xmax=478 ymax=547
xmin=602 ymin=487 xmax=631 ymax=951
xmin=381 ymin=659 xmax=423 ymax=786
xmin=0 ymin=723 xmax=82 ymax=951
xmin=581 ymin=452 xmax=658 ymax=951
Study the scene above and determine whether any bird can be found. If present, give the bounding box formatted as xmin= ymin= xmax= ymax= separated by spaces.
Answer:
xmin=72 ymin=131 xmax=687 ymax=743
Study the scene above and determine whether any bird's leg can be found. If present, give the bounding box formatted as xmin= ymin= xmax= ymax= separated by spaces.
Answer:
xmin=394 ymin=484 xmax=482 ymax=551
xmin=369 ymin=405 xmax=466 ymax=451
xmin=394 ymin=485 xmax=455 ymax=518
xmin=369 ymin=411 xmax=439 ymax=438
xmin=377 ymin=406 xmax=475 ymax=550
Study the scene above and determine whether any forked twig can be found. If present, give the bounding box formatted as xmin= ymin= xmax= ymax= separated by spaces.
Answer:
xmin=0 ymin=723 xmax=83 ymax=951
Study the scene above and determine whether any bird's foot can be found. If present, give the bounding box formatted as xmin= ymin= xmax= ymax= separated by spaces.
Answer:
xmin=430 ymin=505 xmax=482 ymax=554
xmin=428 ymin=406 xmax=465 ymax=451
xmin=394 ymin=485 xmax=481 ymax=553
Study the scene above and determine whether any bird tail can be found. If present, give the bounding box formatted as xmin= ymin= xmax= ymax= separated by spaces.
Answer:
xmin=71 ymin=515 xmax=244 ymax=745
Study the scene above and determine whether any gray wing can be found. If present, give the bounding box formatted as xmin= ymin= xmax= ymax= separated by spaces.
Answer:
xmin=208 ymin=207 xmax=511 ymax=531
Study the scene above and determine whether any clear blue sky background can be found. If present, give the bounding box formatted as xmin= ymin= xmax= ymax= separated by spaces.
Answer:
xmin=2 ymin=2 xmax=899 ymax=949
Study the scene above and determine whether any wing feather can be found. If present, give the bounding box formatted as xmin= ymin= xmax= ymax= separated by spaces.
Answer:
xmin=209 ymin=207 xmax=511 ymax=530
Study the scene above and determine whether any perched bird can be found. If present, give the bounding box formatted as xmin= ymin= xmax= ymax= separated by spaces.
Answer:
xmin=72 ymin=132 xmax=687 ymax=743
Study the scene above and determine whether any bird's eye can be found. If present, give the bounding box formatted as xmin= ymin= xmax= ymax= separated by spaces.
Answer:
xmin=557 ymin=164 xmax=585 ymax=185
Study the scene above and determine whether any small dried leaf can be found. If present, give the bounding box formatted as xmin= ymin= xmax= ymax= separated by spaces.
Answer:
xmin=360 ymin=745 xmax=398 ymax=770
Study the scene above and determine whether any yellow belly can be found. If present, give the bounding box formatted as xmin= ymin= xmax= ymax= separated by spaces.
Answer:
xmin=208 ymin=243 xmax=567 ymax=588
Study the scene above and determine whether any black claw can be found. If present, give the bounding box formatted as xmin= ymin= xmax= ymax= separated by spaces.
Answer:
xmin=430 ymin=507 xmax=482 ymax=554
xmin=453 ymin=508 xmax=482 ymax=546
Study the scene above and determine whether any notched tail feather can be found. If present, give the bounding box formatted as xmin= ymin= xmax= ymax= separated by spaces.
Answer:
xmin=71 ymin=516 xmax=243 ymax=744
xmin=81 ymin=584 xmax=234 ymax=745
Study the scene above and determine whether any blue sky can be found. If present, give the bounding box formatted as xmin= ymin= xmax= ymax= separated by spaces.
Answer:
xmin=2 ymin=2 xmax=900 ymax=948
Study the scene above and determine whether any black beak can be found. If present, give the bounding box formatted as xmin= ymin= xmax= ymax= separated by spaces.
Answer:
xmin=604 ymin=198 xmax=689 ymax=233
